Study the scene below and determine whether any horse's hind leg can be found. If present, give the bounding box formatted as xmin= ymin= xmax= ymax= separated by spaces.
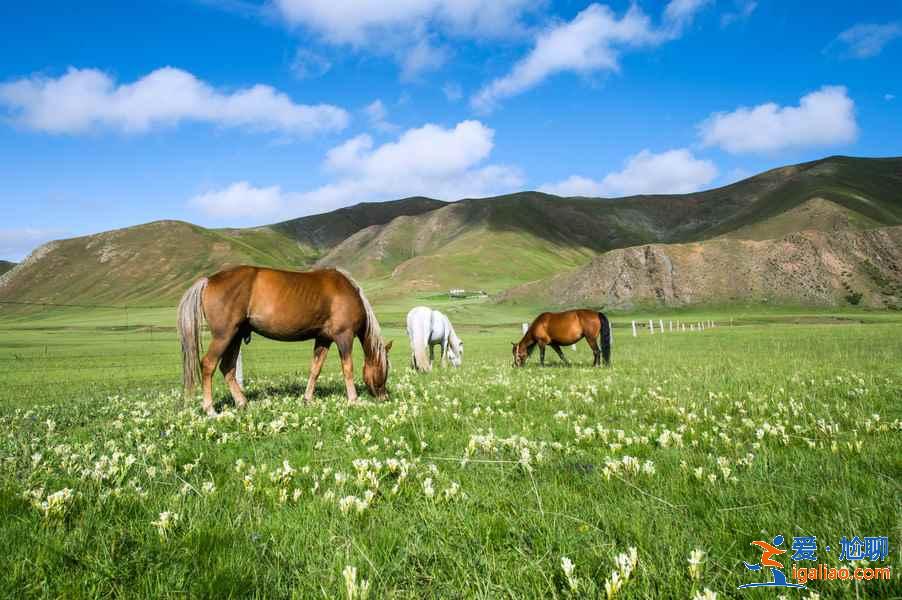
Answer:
xmin=219 ymin=336 xmax=248 ymax=410
xmin=550 ymin=343 xmax=570 ymax=366
xmin=303 ymin=337 xmax=331 ymax=403
xmin=585 ymin=335 xmax=601 ymax=367
xmin=201 ymin=335 xmax=232 ymax=416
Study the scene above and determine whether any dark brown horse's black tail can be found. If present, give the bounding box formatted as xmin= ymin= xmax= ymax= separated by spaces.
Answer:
xmin=598 ymin=312 xmax=612 ymax=366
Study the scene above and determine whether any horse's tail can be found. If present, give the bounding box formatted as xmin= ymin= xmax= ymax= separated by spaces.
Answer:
xmin=598 ymin=311 xmax=612 ymax=366
xmin=178 ymin=277 xmax=208 ymax=395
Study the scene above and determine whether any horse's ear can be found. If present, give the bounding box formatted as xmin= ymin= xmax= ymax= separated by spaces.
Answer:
xmin=384 ymin=340 xmax=393 ymax=352
xmin=511 ymin=342 xmax=517 ymax=347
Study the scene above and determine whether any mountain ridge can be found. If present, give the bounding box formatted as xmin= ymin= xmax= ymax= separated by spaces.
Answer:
xmin=2 ymin=155 xmax=900 ymax=308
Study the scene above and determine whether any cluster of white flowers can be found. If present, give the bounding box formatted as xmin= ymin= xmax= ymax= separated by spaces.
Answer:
xmin=687 ymin=548 xmax=705 ymax=579
xmin=560 ymin=556 xmax=578 ymax=591
xmin=604 ymin=547 xmax=638 ymax=599
xmin=342 ymin=565 xmax=370 ymax=600
xmin=151 ymin=510 xmax=180 ymax=539
xmin=601 ymin=455 xmax=655 ymax=480
xmin=24 ymin=487 xmax=75 ymax=517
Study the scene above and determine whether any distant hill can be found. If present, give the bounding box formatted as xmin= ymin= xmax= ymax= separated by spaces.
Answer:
xmin=0 ymin=261 xmax=15 ymax=276
xmin=501 ymin=224 xmax=902 ymax=309
xmin=0 ymin=198 xmax=442 ymax=306
xmin=1 ymin=155 xmax=900 ymax=308
xmin=317 ymin=156 xmax=902 ymax=293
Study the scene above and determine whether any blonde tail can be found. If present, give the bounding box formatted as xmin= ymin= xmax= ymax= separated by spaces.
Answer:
xmin=177 ymin=278 xmax=208 ymax=394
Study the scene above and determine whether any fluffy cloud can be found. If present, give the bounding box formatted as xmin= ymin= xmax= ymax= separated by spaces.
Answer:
xmin=272 ymin=0 xmax=537 ymax=77
xmin=0 ymin=67 xmax=349 ymax=135
xmin=833 ymin=22 xmax=902 ymax=59
xmin=189 ymin=182 xmax=286 ymax=219
xmin=540 ymin=148 xmax=718 ymax=197
xmin=699 ymin=86 xmax=858 ymax=154
xmin=272 ymin=0 xmax=535 ymax=44
xmin=471 ymin=1 xmax=710 ymax=112
xmin=191 ymin=120 xmax=523 ymax=220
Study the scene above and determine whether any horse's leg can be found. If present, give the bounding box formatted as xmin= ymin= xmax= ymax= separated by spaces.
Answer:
xmin=336 ymin=333 xmax=358 ymax=404
xmin=550 ymin=343 xmax=570 ymax=366
xmin=441 ymin=338 xmax=449 ymax=367
xmin=218 ymin=336 xmax=248 ymax=409
xmin=303 ymin=338 xmax=331 ymax=403
xmin=429 ymin=343 xmax=435 ymax=367
xmin=585 ymin=334 xmax=601 ymax=367
xmin=201 ymin=335 xmax=232 ymax=416
xmin=539 ymin=344 xmax=546 ymax=366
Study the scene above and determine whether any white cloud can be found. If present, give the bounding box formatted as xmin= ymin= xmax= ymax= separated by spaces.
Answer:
xmin=699 ymin=86 xmax=858 ymax=154
xmin=0 ymin=66 xmax=349 ymax=135
xmin=540 ymin=148 xmax=718 ymax=197
xmin=273 ymin=0 xmax=537 ymax=77
xmin=471 ymin=1 xmax=711 ymax=112
xmin=720 ymin=0 xmax=757 ymax=27
xmin=189 ymin=182 xmax=287 ymax=219
xmin=191 ymin=120 xmax=523 ymax=220
xmin=663 ymin=0 xmax=713 ymax=31
xmin=0 ymin=228 xmax=62 ymax=262
xmin=273 ymin=0 xmax=536 ymax=44
xmin=363 ymin=100 xmax=398 ymax=132
xmin=834 ymin=22 xmax=902 ymax=58
xmin=291 ymin=48 xmax=332 ymax=79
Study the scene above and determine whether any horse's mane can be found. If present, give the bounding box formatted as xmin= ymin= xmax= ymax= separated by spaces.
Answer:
xmin=336 ymin=268 xmax=386 ymax=369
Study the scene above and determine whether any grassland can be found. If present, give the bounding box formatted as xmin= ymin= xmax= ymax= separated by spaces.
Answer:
xmin=1 ymin=298 xmax=900 ymax=599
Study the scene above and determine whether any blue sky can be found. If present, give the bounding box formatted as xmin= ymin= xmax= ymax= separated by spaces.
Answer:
xmin=0 ymin=0 xmax=900 ymax=260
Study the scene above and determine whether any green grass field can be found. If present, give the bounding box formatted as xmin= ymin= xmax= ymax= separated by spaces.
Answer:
xmin=0 ymin=301 xmax=900 ymax=598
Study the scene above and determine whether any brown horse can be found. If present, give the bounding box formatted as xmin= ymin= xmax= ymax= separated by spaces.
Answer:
xmin=513 ymin=309 xmax=611 ymax=367
xmin=177 ymin=266 xmax=392 ymax=415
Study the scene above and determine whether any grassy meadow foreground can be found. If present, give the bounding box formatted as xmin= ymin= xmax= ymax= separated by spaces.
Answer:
xmin=0 ymin=302 xmax=900 ymax=598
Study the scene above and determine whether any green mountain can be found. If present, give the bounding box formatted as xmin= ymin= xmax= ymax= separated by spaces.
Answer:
xmin=0 ymin=261 xmax=15 ymax=276
xmin=1 ymin=155 xmax=900 ymax=308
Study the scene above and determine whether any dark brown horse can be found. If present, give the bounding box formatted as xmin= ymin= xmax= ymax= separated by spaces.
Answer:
xmin=177 ymin=266 xmax=392 ymax=416
xmin=513 ymin=309 xmax=611 ymax=367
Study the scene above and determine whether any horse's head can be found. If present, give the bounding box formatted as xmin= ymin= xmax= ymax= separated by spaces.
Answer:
xmin=512 ymin=341 xmax=528 ymax=367
xmin=364 ymin=339 xmax=392 ymax=399
xmin=448 ymin=335 xmax=463 ymax=367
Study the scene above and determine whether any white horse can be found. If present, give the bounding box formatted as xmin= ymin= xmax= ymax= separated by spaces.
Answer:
xmin=406 ymin=306 xmax=463 ymax=372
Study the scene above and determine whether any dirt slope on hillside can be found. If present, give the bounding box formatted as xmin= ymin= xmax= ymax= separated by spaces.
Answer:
xmin=501 ymin=226 xmax=902 ymax=309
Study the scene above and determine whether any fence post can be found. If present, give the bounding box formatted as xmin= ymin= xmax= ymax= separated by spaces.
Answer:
xmin=648 ymin=319 xmax=654 ymax=334
xmin=632 ymin=321 xmax=637 ymax=337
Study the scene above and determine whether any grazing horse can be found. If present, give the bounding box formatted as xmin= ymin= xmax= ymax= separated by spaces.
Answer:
xmin=177 ymin=266 xmax=392 ymax=416
xmin=406 ymin=306 xmax=463 ymax=372
xmin=513 ymin=309 xmax=611 ymax=367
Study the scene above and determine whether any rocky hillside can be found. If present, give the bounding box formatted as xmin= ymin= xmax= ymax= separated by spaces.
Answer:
xmin=502 ymin=225 xmax=902 ymax=309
